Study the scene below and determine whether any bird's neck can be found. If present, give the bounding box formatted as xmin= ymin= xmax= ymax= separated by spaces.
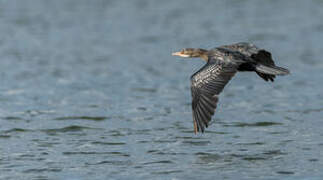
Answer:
xmin=196 ymin=49 xmax=209 ymax=62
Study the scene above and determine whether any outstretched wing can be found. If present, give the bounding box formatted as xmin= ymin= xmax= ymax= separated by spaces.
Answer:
xmin=221 ymin=42 xmax=276 ymax=81
xmin=191 ymin=61 xmax=238 ymax=133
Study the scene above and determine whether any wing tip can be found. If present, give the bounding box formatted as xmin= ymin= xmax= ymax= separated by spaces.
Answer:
xmin=193 ymin=120 xmax=198 ymax=134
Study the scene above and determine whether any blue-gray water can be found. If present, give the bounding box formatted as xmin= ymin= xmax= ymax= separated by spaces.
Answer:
xmin=0 ymin=1 xmax=323 ymax=180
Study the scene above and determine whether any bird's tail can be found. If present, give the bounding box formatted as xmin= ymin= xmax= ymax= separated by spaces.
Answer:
xmin=255 ymin=64 xmax=290 ymax=76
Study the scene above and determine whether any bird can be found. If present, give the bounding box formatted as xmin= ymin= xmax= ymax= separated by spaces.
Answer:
xmin=172 ymin=42 xmax=290 ymax=134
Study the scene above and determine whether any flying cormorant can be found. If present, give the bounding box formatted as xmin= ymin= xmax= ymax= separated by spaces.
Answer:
xmin=172 ymin=42 xmax=290 ymax=134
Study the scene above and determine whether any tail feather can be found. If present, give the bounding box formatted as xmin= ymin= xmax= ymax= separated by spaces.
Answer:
xmin=255 ymin=64 xmax=290 ymax=76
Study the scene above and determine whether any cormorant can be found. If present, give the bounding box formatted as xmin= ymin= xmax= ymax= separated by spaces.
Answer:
xmin=172 ymin=42 xmax=290 ymax=134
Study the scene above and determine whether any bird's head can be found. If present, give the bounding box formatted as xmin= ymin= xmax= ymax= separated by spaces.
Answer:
xmin=172 ymin=48 xmax=208 ymax=61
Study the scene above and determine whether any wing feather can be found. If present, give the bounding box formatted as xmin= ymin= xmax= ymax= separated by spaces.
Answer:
xmin=191 ymin=61 xmax=237 ymax=133
xmin=199 ymin=95 xmax=215 ymax=116
xmin=196 ymin=103 xmax=209 ymax=127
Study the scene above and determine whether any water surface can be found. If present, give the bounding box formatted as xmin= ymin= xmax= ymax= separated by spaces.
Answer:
xmin=0 ymin=0 xmax=323 ymax=179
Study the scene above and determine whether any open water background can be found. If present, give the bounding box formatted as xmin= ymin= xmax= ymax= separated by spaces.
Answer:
xmin=0 ymin=0 xmax=323 ymax=179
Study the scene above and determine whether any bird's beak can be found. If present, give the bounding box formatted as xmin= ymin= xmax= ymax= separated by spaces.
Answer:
xmin=172 ymin=51 xmax=182 ymax=56
xmin=172 ymin=51 xmax=189 ymax=57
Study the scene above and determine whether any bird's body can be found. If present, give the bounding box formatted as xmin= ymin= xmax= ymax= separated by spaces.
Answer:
xmin=172 ymin=42 xmax=290 ymax=133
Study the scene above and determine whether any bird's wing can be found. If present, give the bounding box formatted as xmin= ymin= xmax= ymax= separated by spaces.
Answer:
xmin=221 ymin=42 xmax=275 ymax=66
xmin=190 ymin=61 xmax=238 ymax=133
xmin=221 ymin=42 xmax=276 ymax=81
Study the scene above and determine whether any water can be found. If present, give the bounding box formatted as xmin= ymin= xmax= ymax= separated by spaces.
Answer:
xmin=0 ymin=0 xmax=323 ymax=179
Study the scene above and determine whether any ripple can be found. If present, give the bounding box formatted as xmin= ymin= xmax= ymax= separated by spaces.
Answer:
xmin=196 ymin=150 xmax=287 ymax=164
xmin=237 ymin=142 xmax=265 ymax=146
xmin=181 ymin=129 xmax=228 ymax=134
xmin=0 ymin=135 xmax=11 ymax=138
xmin=175 ymin=136 xmax=204 ymax=140
xmin=19 ymin=154 xmax=35 ymax=158
xmin=242 ymin=156 xmax=267 ymax=161
xmin=230 ymin=154 xmax=269 ymax=161
xmin=276 ymin=171 xmax=294 ymax=175
xmin=42 ymin=125 xmax=101 ymax=133
xmin=142 ymin=160 xmax=174 ymax=165
xmin=136 ymin=107 xmax=147 ymax=111
xmin=23 ymin=168 xmax=62 ymax=173
xmin=263 ymin=150 xmax=287 ymax=155
xmin=24 ymin=110 xmax=55 ymax=117
xmin=35 ymin=141 xmax=60 ymax=148
xmin=131 ymin=87 xmax=157 ymax=93
xmin=196 ymin=152 xmax=221 ymax=162
xmin=63 ymin=151 xmax=129 ymax=157
xmin=86 ymin=160 xmax=132 ymax=166
xmin=308 ymin=158 xmax=319 ymax=162
xmin=180 ymin=130 xmax=196 ymax=134
xmin=233 ymin=150 xmax=287 ymax=162
xmin=224 ymin=122 xmax=283 ymax=127
xmin=151 ymin=170 xmax=183 ymax=175
xmin=3 ymin=128 xmax=31 ymax=133
xmin=91 ymin=141 xmax=126 ymax=146
xmin=153 ymin=140 xmax=177 ymax=143
xmin=252 ymin=109 xmax=276 ymax=114
xmin=205 ymin=130 xmax=229 ymax=134
xmin=3 ymin=116 xmax=23 ymax=121
xmin=182 ymin=140 xmax=211 ymax=146
xmin=269 ymin=131 xmax=289 ymax=135
xmin=146 ymin=150 xmax=186 ymax=155
xmin=286 ymin=108 xmax=323 ymax=114
xmin=108 ymin=130 xmax=126 ymax=137
xmin=134 ymin=129 xmax=152 ymax=135
xmin=32 ymin=176 xmax=49 ymax=180
xmin=54 ymin=116 xmax=108 ymax=121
